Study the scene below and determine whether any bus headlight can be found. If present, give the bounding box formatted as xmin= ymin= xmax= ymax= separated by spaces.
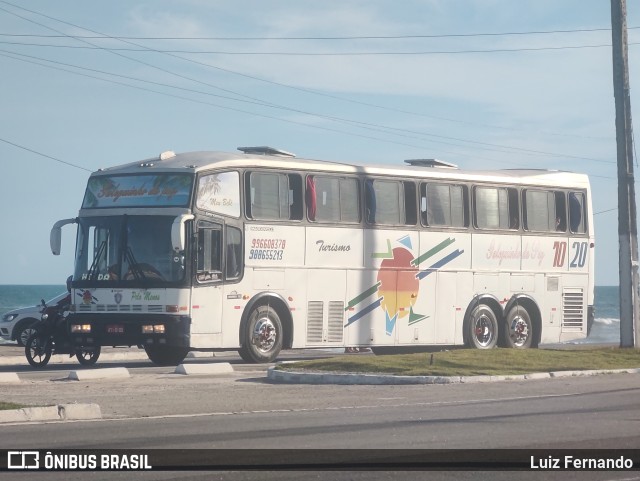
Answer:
xmin=71 ymin=324 xmax=91 ymax=333
xmin=142 ymin=324 xmax=165 ymax=334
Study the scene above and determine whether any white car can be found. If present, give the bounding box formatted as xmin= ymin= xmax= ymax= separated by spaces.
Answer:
xmin=0 ymin=293 xmax=67 ymax=346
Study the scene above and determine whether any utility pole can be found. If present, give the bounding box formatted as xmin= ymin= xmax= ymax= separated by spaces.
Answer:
xmin=611 ymin=0 xmax=640 ymax=347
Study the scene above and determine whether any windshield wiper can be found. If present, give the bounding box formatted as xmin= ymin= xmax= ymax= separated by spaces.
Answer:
xmin=87 ymin=239 xmax=108 ymax=280
xmin=124 ymin=246 xmax=147 ymax=281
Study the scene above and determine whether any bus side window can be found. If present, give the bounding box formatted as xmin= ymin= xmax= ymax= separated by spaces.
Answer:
xmin=508 ymin=188 xmax=519 ymax=229
xmin=288 ymin=173 xmax=303 ymax=221
xmin=245 ymin=171 xmax=302 ymax=221
xmin=474 ymin=186 xmax=518 ymax=230
xmin=245 ymin=172 xmax=285 ymax=220
xmin=306 ymin=176 xmax=317 ymax=221
xmin=365 ymin=179 xmax=376 ymax=224
xmin=196 ymin=227 xmax=222 ymax=282
xmin=421 ymin=183 xmax=467 ymax=228
xmin=404 ymin=181 xmax=417 ymax=225
xmin=308 ymin=175 xmax=359 ymax=223
xmin=569 ymin=192 xmax=586 ymax=233
xmin=524 ymin=189 xmax=557 ymax=232
xmin=225 ymin=226 xmax=242 ymax=280
xmin=555 ymin=192 xmax=566 ymax=231
xmin=365 ymin=179 xmax=404 ymax=225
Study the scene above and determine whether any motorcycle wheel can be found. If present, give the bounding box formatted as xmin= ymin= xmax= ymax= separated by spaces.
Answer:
xmin=75 ymin=346 xmax=101 ymax=366
xmin=25 ymin=334 xmax=52 ymax=368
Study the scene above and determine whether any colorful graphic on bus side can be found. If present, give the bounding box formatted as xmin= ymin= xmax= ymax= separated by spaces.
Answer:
xmin=345 ymin=236 xmax=464 ymax=335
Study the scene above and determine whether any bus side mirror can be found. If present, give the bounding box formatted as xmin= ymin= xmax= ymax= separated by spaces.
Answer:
xmin=171 ymin=214 xmax=195 ymax=252
xmin=50 ymin=218 xmax=77 ymax=255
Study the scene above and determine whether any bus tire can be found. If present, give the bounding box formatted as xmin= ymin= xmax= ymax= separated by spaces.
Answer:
xmin=502 ymin=305 xmax=533 ymax=349
xmin=144 ymin=345 xmax=189 ymax=366
xmin=467 ymin=304 xmax=498 ymax=349
xmin=371 ymin=347 xmax=392 ymax=356
xmin=238 ymin=305 xmax=283 ymax=363
xmin=76 ymin=346 xmax=101 ymax=366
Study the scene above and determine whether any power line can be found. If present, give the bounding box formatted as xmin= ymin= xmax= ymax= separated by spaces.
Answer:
xmin=0 ymin=1 xmax=613 ymax=143
xmin=0 ymin=4 xmax=270 ymax=107
xmin=0 ymin=49 xmax=541 ymax=165
xmin=0 ymin=136 xmax=91 ymax=172
xmin=0 ymin=39 xmax=637 ymax=55
xmin=594 ymin=207 xmax=618 ymax=215
xmin=0 ymin=46 xmax=621 ymax=178
xmin=0 ymin=47 xmax=614 ymax=165
xmin=0 ymin=26 xmax=638 ymax=41
xmin=0 ymin=1 xmax=614 ymax=164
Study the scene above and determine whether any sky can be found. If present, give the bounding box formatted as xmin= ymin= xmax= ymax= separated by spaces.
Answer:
xmin=0 ymin=0 xmax=638 ymax=286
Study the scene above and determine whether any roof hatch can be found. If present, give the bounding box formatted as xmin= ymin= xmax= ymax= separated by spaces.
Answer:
xmin=159 ymin=150 xmax=176 ymax=161
xmin=404 ymin=158 xmax=458 ymax=169
xmin=237 ymin=146 xmax=296 ymax=158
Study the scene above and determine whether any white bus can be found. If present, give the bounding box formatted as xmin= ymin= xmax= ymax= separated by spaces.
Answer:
xmin=51 ymin=147 xmax=594 ymax=365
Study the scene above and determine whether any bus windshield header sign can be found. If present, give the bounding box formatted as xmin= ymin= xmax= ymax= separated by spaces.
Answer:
xmin=82 ymin=174 xmax=193 ymax=208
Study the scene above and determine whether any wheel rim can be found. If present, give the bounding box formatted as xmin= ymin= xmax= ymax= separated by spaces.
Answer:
xmin=28 ymin=336 xmax=49 ymax=364
xmin=78 ymin=351 xmax=96 ymax=362
xmin=509 ymin=315 xmax=529 ymax=347
xmin=252 ymin=317 xmax=277 ymax=353
xmin=19 ymin=327 xmax=36 ymax=346
xmin=473 ymin=314 xmax=495 ymax=347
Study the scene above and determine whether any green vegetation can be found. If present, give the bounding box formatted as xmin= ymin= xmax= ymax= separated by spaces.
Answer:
xmin=276 ymin=348 xmax=640 ymax=377
xmin=0 ymin=401 xmax=26 ymax=411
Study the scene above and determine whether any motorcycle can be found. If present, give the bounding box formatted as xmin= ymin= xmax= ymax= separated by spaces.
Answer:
xmin=24 ymin=298 xmax=101 ymax=368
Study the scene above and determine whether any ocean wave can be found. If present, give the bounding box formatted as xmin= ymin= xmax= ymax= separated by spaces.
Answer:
xmin=594 ymin=317 xmax=620 ymax=325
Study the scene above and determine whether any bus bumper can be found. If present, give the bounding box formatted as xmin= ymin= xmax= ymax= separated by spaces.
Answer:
xmin=65 ymin=313 xmax=191 ymax=348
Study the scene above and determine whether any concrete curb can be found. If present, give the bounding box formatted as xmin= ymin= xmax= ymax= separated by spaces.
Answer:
xmin=0 ymin=351 xmax=150 ymax=367
xmin=0 ymin=372 xmax=20 ymax=383
xmin=0 ymin=350 xmax=217 ymax=367
xmin=0 ymin=403 xmax=102 ymax=424
xmin=186 ymin=352 xmax=216 ymax=359
xmin=68 ymin=367 xmax=131 ymax=381
xmin=174 ymin=362 xmax=234 ymax=375
xmin=267 ymin=366 xmax=640 ymax=385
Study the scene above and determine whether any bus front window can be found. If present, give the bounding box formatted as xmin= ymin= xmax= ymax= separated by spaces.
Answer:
xmin=74 ymin=216 xmax=185 ymax=285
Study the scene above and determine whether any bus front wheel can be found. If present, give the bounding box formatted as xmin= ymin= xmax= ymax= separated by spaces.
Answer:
xmin=467 ymin=304 xmax=498 ymax=349
xmin=238 ymin=305 xmax=283 ymax=363
xmin=76 ymin=346 xmax=101 ymax=366
xmin=145 ymin=345 xmax=189 ymax=366
xmin=502 ymin=305 xmax=533 ymax=349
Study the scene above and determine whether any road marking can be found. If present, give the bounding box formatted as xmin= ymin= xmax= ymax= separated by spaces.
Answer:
xmin=50 ymin=391 xmax=585 ymax=425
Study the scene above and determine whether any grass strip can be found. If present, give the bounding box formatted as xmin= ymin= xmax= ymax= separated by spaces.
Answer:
xmin=0 ymin=401 xmax=27 ymax=411
xmin=276 ymin=347 xmax=640 ymax=377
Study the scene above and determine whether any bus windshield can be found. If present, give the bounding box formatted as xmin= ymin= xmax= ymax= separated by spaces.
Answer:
xmin=74 ymin=215 xmax=187 ymax=286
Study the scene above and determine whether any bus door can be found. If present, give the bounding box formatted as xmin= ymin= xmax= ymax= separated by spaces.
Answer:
xmin=191 ymin=221 xmax=245 ymax=339
xmin=191 ymin=221 xmax=224 ymax=336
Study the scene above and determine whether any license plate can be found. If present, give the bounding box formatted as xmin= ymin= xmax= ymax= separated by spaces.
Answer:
xmin=106 ymin=324 xmax=124 ymax=334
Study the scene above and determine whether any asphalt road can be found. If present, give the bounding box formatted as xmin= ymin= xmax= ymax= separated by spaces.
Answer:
xmin=0 ymin=345 xmax=639 ymax=481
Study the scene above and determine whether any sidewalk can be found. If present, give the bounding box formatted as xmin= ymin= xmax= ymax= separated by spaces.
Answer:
xmin=0 ymin=345 xmax=150 ymax=366
xmin=0 ymin=344 xmax=221 ymax=366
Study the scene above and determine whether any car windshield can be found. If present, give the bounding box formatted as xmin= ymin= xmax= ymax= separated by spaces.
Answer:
xmin=45 ymin=293 xmax=66 ymax=305
xmin=74 ymin=215 xmax=185 ymax=286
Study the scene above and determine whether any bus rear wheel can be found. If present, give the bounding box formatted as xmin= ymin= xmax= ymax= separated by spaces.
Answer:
xmin=467 ymin=304 xmax=498 ymax=349
xmin=144 ymin=346 xmax=189 ymax=366
xmin=238 ymin=305 xmax=283 ymax=363
xmin=502 ymin=305 xmax=533 ymax=349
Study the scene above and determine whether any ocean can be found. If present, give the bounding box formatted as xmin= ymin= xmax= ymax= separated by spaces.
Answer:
xmin=0 ymin=285 xmax=622 ymax=345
